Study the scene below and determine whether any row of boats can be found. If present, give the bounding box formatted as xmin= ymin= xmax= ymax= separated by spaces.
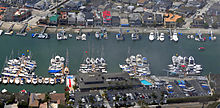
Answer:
xmin=0 ymin=76 xmax=64 ymax=85
xmin=167 ymin=55 xmax=202 ymax=76
xmin=187 ymin=30 xmax=216 ymax=41
xmin=79 ymin=57 xmax=107 ymax=73
xmin=119 ymin=54 xmax=151 ymax=77
xmin=48 ymin=55 xmax=69 ymax=76
xmin=95 ymin=28 xmax=108 ymax=40
xmin=0 ymin=51 xmax=69 ymax=85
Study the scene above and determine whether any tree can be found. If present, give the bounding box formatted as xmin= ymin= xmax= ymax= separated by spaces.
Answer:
xmin=203 ymin=23 xmax=209 ymax=29
xmin=212 ymin=22 xmax=218 ymax=29
xmin=0 ymin=102 xmax=4 ymax=108
xmin=17 ymin=101 xmax=28 ymax=108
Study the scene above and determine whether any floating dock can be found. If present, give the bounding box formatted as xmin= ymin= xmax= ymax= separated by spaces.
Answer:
xmin=16 ymin=24 xmax=28 ymax=36
xmin=4 ymin=24 xmax=14 ymax=35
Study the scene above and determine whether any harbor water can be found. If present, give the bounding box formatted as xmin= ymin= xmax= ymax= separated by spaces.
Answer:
xmin=0 ymin=32 xmax=219 ymax=92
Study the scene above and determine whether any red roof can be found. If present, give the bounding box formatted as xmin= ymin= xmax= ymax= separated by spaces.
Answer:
xmin=103 ymin=11 xmax=111 ymax=18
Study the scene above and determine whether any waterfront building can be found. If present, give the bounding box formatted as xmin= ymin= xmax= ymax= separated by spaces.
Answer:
xmin=129 ymin=13 xmax=142 ymax=26
xmin=2 ymin=7 xmax=31 ymax=22
xmin=102 ymin=10 xmax=111 ymax=26
xmin=142 ymin=12 xmax=154 ymax=26
xmin=68 ymin=12 xmax=76 ymax=25
xmin=94 ymin=11 xmax=102 ymax=26
xmin=85 ymin=12 xmax=94 ymax=26
xmin=191 ymin=15 xmax=205 ymax=28
xmin=155 ymin=14 xmax=164 ymax=26
xmin=76 ymin=12 xmax=85 ymax=26
xmin=77 ymin=72 xmax=142 ymax=92
xmin=49 ymin=15 xmax=59 ymax=25
xmin=164 ymin=13 xmax=182 ymax=28
xmin=111 ymin=16 xmax=120 ymax=26
xmin=59 ymin=12 xmax=68 ymax=25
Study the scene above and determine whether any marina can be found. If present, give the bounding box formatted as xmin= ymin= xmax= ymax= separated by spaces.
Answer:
xmin=166 ymin=55 xmax=202 ymax=77
xmin=119 ymin=54 xmax=151 ymax=77
xmin=0 ymin=32 xmax=219 ymax=92
xmin=79 ymin=57 xmax=107 ymax=73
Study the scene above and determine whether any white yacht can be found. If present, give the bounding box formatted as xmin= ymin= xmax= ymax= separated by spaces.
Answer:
xmin=57 ymin=30 xmax=67 ymax=40
xmin=160 ymin=33 xmax=165 ymax=42
xmin=188 ymin=56 xmax=195 ymax=66
xmin=26 ymin=78 xmax=31 ymax=84
xmin=38 ymin=77 xmax=43 ymax=84
xmin=149 ymin=32 xmax=155 ymax=41
xmin=81 ymin=34 xmax=86 ymax=41
xmin=44 ymin=78 xmax=49 ymax=84
xmin=32 ymin=77 xmax=38 ymax=85
xmin=173 ymin=32 xmax=178 ymax=42
xmin=50 ymin=78 xmax=55 ymax=85
xmin=95 ymin=32 xmax=100 ymax=39
xmin=20 ymin=78 xmax=24 ymax=85
xmin=9 ymin=77 xmax=14 ymax=83
xmin=2 ymin=77 xmax=8 ymax=84
xmin=15 ymin=77 xmax=20 ymax=85
xmin=0 ymin=30 xmax=3 ymax=36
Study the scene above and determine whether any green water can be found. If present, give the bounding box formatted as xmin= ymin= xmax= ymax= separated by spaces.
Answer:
xmin=0 ymin=32 xmax=219 ymax=93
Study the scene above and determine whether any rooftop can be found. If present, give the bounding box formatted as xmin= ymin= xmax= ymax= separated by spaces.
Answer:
xmin=164 ymin=13 xmax=182 ymax=22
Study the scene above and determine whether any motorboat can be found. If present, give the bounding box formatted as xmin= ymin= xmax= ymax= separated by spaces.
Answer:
xmin=188 ymin=56 xmax=195 ymax=66
xmin=2 ymin=77 xmax=8 ymax=84
xmin=159 ymin=33 xmax=165 ymax=42
xmin=15 ymin=77 xmax=20 ymax=85
xmin=0 ymin=30 xmax=3 ymax=36
xmin=173 ymin=32 xmax=178 ymax=42
xmin=26 ymin=77 xmax=31 ymax=84
xmin=20 ymin=78 xmax=24 ymax=85
xmin=9 ymin=77 xmax=14 ymax=83
xmin=116 ymin=33 xmax=125 ymax=40
xmin=44 ymin=78 xmax=49 ymax=84
xmin=0 ymin=76 xmax=2 ymax=83
xmin=198 ymin=47 xmax=205 ymax=51
xmin=95 ymin=32 xmax=100 ymax=39
xmin=81 ymin=34 xmax=86 ymax=41
xmin=68 ymin=34 xmax=73 ymax=38
xmin=131 ymin=33 xmax=139 ymax=40
xmin=149 ymin=32 xmax=155 ymax=41
xmin=38 ymin=77 xmax=43 ymax=84
xmin=32 ymin=77 xmax=38 ymax=85
xmin=57 ymin=30 xmax=67 ymax=40
xmin=50 ymin=78 xmax=55 ymax=85
xmin=85 ymin=57 xmax=90 ymax=64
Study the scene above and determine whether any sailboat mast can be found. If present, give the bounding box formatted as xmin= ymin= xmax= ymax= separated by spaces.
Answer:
xmin=65 ymin=49 xmax=69 ymax=67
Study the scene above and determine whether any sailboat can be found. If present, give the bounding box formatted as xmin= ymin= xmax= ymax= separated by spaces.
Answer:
xmin=63 ymin=49 xmax=70 ymax=75
xmin=149 ymin=32 xmax=155 ymax=41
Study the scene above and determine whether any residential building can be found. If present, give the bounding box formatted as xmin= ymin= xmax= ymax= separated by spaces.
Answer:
xmin=49 ymin=93 xmax=65 ymax=105
xmin=142 ymin=12 xmax=154 ymax=26
xmin=120 ymin=13 xmax=129 ymax=27
xmin=2 ymin=8 xmax=31 ymax=22
xmin=94 ymin=11 xmax=102 ymax=26
xmin=14 ymin=92 xmax=29 ymax=104
xmin=68 ymin=12 xmax=76 ymax=25
xmin=137 ymin=0 xmax=147 ymax=6
xmin=85 ymin=12 xmax=94 ymax=26
xmin=186 ymin=0 xmax=206 ymax=9
xmin=111 ymin=16 xmax=120 ymax=26
xmin=175 ymin=6 xmax=197 ymax=17
xmin=102 ymin=10 xmax=111 ymax=26
xmin=207 ymin=2 xmax=220 ymax=16
xmin=191 ymin=15 xmax=204 ymax=28
xmin=155 ymin=14 xmax=163 ymax=25
xmin=129 ymin=13 xmax=142 ymax=26
xmin=164 ymin=13 xmax=182 ymax=28
xmin=29 ymin=93 xmax=45 ymax=108
xmin=76 ymin=12 xmax=85 ymax=26
xmin=49 ymin=15 xmax=59 ymax=25
xmin=59 ymin=12 xmax=68 ymax=25
xmin=133 ymin=7 xmax=144 ymax=13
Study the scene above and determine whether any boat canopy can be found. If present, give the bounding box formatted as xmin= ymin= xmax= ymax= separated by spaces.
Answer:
xmin=48 ymin=70 xmax=61 ymax=73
